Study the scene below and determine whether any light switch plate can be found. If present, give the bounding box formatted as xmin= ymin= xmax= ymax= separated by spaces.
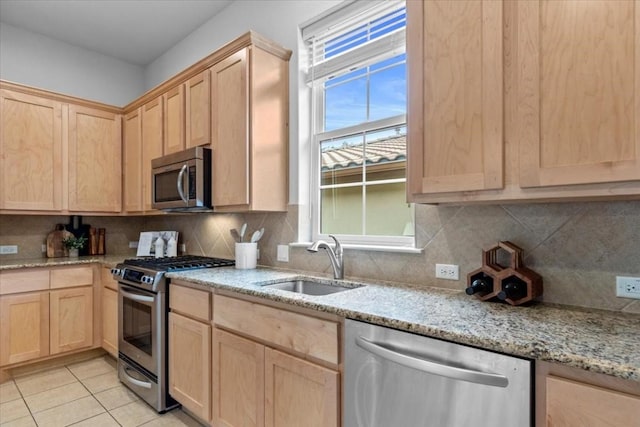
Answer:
xmin=277 ymin=245 xmax=289 ymax=262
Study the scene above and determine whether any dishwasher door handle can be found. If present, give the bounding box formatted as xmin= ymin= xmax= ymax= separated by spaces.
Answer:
xmin=355 ymin=336 xmax=509 ymax=388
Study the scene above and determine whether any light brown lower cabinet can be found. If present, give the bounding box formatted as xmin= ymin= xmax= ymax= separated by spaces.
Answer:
xmin=264 ymin=347 xmax=339 ymax=427
xmin=0 ymin=266 xmax=97 ymax=370
xmin=212 ymin=328 xmax=265 ymax=427
xmin=168 ymin=284 xmax=213 ymax=421
xmin=49 ymin=287 xmax=93 ymax=354
xmin=101 ymin=287 xmax=118 ymax=357
xmin=0 ymin=292 xmax=50 ymax=366
xmin=546 ymin=376 xmax=640 ymax=427
xmin=100 ymin=266 xmax=118 ymax=357
xmin=211 ymin=328 xmax=339 ymax=427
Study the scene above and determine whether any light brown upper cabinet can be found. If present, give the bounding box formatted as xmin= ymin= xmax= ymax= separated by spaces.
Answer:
xmin=517 ymin=0 xmax=640 ymax=189
xmin=1 ymin=82 xmax=123 ymax=214
xmin=68 ymin=105 xmax=122 ymax=212
xmin=163 ymin=85 xmax=185 ymax=154
xmin=211 ymin=44 xmax=290 ymax=212
xmin=123 ymin=108 xmax=143 ymax=213
xmin=142 ymin=96 xmax=164 ymax=212
xmin=0 ymin=89 xmax=63 ymax=211
xmin=407 ymin=0 xmax=504 ymax=197
xmin=407 ymin=0 xmax=640 ymax=204
xmin=163 ymin=70 xmax=210 ymax=155
xmin=186 ymin=70 xmax=211 ymax=149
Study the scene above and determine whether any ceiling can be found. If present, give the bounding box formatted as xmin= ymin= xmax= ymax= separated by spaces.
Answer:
xmin=0 ymin=0 xmax=232 ymax=66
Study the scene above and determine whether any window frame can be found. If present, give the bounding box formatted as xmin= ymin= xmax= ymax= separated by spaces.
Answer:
xmin=309 ymin=54 xmax=413 ymax=247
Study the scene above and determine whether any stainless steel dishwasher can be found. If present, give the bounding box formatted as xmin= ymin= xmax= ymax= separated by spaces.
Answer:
xmin=344 ymin=319 xmax=532 ymax=427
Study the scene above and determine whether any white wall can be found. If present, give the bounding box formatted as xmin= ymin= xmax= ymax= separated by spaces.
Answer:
xmin=0 ymin=22 xmax=145 ymax=106
xmin=145 ymin=0 xmax=342 ymax=204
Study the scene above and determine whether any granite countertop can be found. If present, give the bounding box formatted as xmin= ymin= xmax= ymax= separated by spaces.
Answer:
xmin=0 ymin=255 xmax=128 ymax=270
xmin=167 ymin=267 xmax=640 ymax=383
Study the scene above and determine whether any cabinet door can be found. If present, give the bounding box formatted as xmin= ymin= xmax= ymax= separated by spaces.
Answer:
xmin=211 ymin=48 xmax=250 ymax=208
xmin=124 ymin=108 xmax=143 ymax=212
xmin=49 ymin=287 xmax=93 ymax=354
xmin=0 ymin=292 xmax=50 ymax=366
xmin=0 ymin=90 xmax=63 ymax=211
xmin=518 ymin=0 xmax=640 ymax=188
xmin=142 ymin=97 xmax=164 ymax=211
xmin=68 ymin=105 xmax=122 ymax=212
xmin=168 ymin=312 xmax=211 ymax=421
xmin=101 ymin=287 xmax=118 ymax=357
xmin=163 ymin=85 xmax=185 ymax=155
xmin=186 ymin=70 xmax=211 ymax=148
xmin=546 ymin=376 xmax=640 ymax=427
xmin=264 ymin=348 xmax=339 ymax=427
xmin=212 ymin=328 xmax=265 ymax=427
xmin=407 ymin=0 xmax=503 ymax=197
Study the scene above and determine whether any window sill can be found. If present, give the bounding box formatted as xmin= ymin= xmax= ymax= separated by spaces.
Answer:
xmin=289 ymin=242 xmax=423 ymax=254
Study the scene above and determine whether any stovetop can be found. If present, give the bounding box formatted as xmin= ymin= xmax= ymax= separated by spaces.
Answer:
xmin=122 ymin=255 xmax=235 ymax=272
xmin=113 ymin=255 xmax=234 ymax=292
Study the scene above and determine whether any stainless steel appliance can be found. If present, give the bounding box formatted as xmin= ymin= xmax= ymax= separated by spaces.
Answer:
xmin=111 ymin=255 xmax=234 ymax=413
xmin=344 ymin=319 xmax=532 ymax=427
xmin=152 ymin=146 xmax=212 ymax=212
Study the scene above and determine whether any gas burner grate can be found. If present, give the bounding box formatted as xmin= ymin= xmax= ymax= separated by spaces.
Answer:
xmin=123 ymin=255 xmax=234 ymax=271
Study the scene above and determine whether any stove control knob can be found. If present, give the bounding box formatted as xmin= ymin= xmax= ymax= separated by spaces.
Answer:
xmin=141 ymin=275 xmax=154 ymax=285
xmin=110 ymin=268 xmax=123 ymax=278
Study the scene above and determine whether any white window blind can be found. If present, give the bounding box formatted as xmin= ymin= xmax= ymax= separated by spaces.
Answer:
xmin=302 ymin=0 xmax=406 ymax=83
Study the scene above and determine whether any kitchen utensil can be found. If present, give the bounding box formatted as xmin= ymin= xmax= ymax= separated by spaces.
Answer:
xmin=240 ymin=223 xmax=247 ymax=242
xmin=230 ymin=229 xmax=241 ymax=243
xmin=251 ymin=227 xmax=264 ymax=243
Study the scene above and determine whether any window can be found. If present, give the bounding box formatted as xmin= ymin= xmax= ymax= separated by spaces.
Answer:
xmin=303 ymin=0 xmax=413 ymax=247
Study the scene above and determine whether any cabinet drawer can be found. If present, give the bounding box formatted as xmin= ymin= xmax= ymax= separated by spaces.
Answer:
xmin=214 ymin=295 xmax=339 ymax=365
xmin=50 ymin=266 xmax=94 ymax=289
xmin=0 ymin=269 xmax=50 ymax=295
xmin=170 ymin=285 xmax=210 ymax=322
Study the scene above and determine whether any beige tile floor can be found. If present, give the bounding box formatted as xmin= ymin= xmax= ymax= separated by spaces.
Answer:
xmin=0 ymin=356 xmax=203 ymax=427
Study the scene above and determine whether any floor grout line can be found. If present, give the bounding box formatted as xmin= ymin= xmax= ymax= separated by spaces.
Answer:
xmin=2 ymin=355 xmax=201 ymax=427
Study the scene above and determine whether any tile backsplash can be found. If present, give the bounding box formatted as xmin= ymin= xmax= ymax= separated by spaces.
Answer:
xmin=2 ymin=200 xmax=639 ymax=314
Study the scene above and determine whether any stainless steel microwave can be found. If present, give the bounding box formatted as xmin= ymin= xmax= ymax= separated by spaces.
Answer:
xmin=151 ymin=147 xmax=212 ymax=211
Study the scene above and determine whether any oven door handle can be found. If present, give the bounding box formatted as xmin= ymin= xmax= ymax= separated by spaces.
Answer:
xmin=120 ymin=287 xmax=155 ymax=304
xmin=177 ymin=164 xmax=188 ymax=204
xmin=122 ymin=366 xmax=152 ymax=389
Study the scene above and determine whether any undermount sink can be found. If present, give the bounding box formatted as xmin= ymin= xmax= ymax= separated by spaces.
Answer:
xmin=263 ymin=279 xmax=363 ymax=296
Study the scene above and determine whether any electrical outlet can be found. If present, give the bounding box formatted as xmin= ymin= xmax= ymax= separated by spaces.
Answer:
xmin=0 ymin=245 xmax=18 ymax=254
xmin=129 ymin=241 xmax=139 ymax=248
xmin=616 ymin=276 xmax=640 ymax=300
xmin=277 ymin=245 xmax=289 ymax=262
xmin=42 ymin=244 xmax=47 ymax=253
xmin=436 ymin=263 xmax=459 ymax=280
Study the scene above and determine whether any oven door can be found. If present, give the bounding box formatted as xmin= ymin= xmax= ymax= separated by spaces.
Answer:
xmin=118 ymin=284 xmax=158 ymax=375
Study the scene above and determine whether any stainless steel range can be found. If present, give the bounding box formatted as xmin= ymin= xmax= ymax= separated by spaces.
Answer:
xmin=111 ymin=255 xmax=234 ymax=413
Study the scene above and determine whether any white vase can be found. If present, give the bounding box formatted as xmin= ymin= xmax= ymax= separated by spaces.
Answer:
xmin=68 ymin=248 xmax=79 ymax=257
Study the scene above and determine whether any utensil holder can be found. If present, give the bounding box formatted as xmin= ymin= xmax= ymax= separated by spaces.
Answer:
xmin=235 ymin=242 xmax=257 ymax=269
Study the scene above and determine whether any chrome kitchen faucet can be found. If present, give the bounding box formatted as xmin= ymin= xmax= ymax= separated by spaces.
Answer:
xmin=307 ymin=235 xmax=344 ymax=280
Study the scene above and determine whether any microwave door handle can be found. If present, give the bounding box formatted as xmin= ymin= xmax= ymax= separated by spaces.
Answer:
xmin=176 ymin=164 xmax=188 ymax=204
xmin=355 ymin=336 xmax=509 ymax=388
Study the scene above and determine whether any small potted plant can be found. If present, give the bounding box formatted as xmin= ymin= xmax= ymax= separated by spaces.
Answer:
xmin=62 ymin=234 xmax=88 ymax=257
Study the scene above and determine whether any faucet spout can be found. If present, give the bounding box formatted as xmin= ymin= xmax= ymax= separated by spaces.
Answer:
xmin=307 ymin=235 xmax=344 ymax=280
